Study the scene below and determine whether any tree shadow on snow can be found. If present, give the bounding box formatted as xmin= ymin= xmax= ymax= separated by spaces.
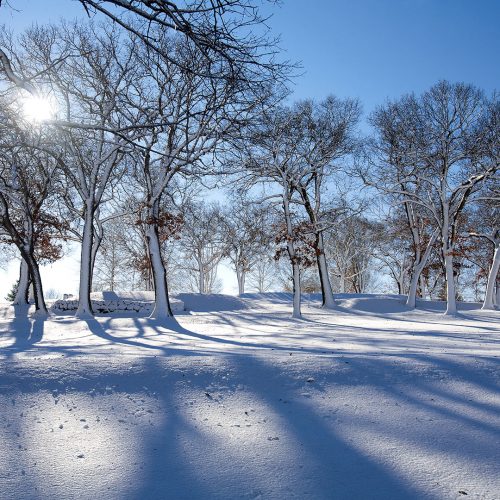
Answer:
xmin=1 ymin=306 xmax=46 ymax=355
xmin=2 ymin=351 xmax=499 ymax=498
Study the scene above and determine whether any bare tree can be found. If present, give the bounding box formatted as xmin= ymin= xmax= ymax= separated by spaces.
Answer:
xmin=324 ymin=216 xmax=379 ymax=294
xmin=236 ymin=106 xmax=308 ymax=318
xmin=375 ymin=211 xmax=414 ymax=295
xmin=0 ymin=103 xmax=64 ymax=314
xmin=292 ymin=96 xmax=361 ymax=308
xmin=247 ymin=256 xmax=277 ymax=293
xmin=125 ymin=26 xmax=269 ymax=319
xmin=92 ymin=215 xmax=132 ymax=292
xmin=0 ymin=0 xmax=287 ymax=131
xmin=180 ymin=202 xmax=227 ymax=294
xmin=367 ymin=81 xmax=498 ymax=315
xmin=10 ymin=24 xmax=139 ymax=317
xmin=221 ymin=197 xmax=274 ymax=295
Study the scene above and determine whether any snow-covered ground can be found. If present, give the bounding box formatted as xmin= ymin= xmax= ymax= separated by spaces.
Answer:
xmin=0 ymin=293 xmax=499 ymax=499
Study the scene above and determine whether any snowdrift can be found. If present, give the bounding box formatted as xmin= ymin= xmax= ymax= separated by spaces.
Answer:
xmin=50 ymin=291 xmax=249 ymax=314
xmin=335 ymin=294 xmax=410 ymax=314
xmin=51 ymin=291 xmax=185 ymax=314
xmin=49 ymin=291 xmax=487 ymax=316
xmin=176 ymin=293 xmax=248 ymax=312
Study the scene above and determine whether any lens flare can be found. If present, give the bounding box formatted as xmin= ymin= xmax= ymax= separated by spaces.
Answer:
xmin=22 ymin=95 xmax=55 ymax=123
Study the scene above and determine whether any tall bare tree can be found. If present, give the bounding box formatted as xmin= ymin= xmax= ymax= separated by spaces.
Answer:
xmin=368 ymin=81 xmax=498 ymax=315
xmin=0 ymin=103 xmax=63 ymax=315
xmin=292 ymin=96 xmax=361 ymax=307
xmin=236 ymin=106 xmax=308 ymax=318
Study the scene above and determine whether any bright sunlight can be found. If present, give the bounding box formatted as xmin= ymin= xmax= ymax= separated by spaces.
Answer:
xmin=21 ymin=95 xmax=55 ymax=122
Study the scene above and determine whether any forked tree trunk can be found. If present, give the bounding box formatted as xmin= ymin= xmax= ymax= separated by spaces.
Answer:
xmin=0 ymin=199 xmax=47 ymax=315
xmin=482 ymin=243 xmax=500 ymax=310
xmin=406 ymin=230 xmax=438 ymax=309
xmin=22 ymin=249 xmax=48 ymax=316
xmin=13 ymin=258 xmax=30 ymax=305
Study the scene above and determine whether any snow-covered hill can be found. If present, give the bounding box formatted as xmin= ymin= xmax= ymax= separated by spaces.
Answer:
xmin=0 ymin=294 xmax=499 ymax=499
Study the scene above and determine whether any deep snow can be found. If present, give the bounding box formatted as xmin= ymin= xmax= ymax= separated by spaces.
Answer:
xmin=0 ymin=293 xmax=499 ymax=499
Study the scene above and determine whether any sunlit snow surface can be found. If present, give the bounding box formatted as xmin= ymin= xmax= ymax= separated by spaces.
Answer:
xmin=0 ymin=293 xmax=499 ymax=499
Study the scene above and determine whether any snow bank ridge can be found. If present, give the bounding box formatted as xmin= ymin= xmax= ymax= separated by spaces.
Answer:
xmin=51 ymin=294 xmax=184 ymax=314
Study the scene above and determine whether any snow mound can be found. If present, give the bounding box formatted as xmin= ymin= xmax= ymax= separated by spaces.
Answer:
xmin=90 ymin=291 xmax=157 ymax=301
xmin=52 ymin=291 xmax=184 ymax=314
xmin=51 ymin=291 xmax=248 ymax=314
xmin=337 ymin=294 xmax=410 ymax=314
xmin=177 ymin=293 xmax=248 ymax=312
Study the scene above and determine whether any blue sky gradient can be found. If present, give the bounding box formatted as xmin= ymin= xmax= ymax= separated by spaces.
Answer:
xmin=3 ymin=0 xmax=499 ymax=120
xmin=266 ymin=0 xmax=499 ymax=119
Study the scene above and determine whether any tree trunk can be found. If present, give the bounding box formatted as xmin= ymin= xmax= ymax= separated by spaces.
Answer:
xmin=76 ymin=203 xmax=95 ymax=318
xmin=146 ymin=204 xmax=173 ymax=320
xmin=482 ymin=242 xmax=500 ymax=310
xmin=299 ymin=187 xmax=335 ymax=308
xmin=90 ymin=224 xmax=103 ymax=289
xmin=406 ymin=230 xmax=438 ymax=309
xmin=22 ymin=249 xmax=48 ymax=316
xmin=339 ymin=272 xmax=345 ymax=294
xmin=419 ymin=274 xmax=426 ymax=299
xmin=13 ymin=258 xmax=30 ymax=305
xmin=283 ymin=192 xmax=301 ymax=319
xmin=443 ymin=249 xmax=457 ymax=315
xmin=198 ymin=259 xmax=206 ymax=294
xmin=236 ymin=266 xmax=246 ymax=295
xmin=316 ymin=232 xmax=335 ymax=308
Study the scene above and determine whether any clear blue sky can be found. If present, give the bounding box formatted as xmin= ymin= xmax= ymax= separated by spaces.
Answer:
xmin=265 ymin=0 xmax=499 ymax=119
xmin=3 ymin=0 xmax=499 ymax=122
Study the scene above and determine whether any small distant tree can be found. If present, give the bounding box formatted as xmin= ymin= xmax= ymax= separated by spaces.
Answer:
xmin=247 ymin=256 xmax=277 ymax=293
xmin=5 ymin=279 xmax=19 ymax=302
xmin=180 ymin=202 xmax=227 ymax=294
xmin=221 ymin=198 xmax=274 ymax=295
xmin=324 ymin=216 xmax=380 ymax=294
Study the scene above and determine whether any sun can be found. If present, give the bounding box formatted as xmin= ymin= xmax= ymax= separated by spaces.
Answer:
xmin=21 ymin=95 xmax=56 ymax=123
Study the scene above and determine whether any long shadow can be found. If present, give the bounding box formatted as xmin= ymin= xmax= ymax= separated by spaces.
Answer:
xmin=96 ymin=316 xmax=335 ymax=356
xmin=131 ymin=355 xmax=420 ymax=499
xmin=3 ymin=347 xmax=499 ymax=497
xmin=1 ymin=306 xmax=46 ymax=356
xmin=213 ymin=310 xmax=500 ymax=356
xmin=328 ymin=302 xmax=500 ymax=331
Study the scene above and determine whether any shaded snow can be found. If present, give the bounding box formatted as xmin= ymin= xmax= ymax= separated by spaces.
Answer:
xmin=0 ymin=294 xmax=499 ymax=499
